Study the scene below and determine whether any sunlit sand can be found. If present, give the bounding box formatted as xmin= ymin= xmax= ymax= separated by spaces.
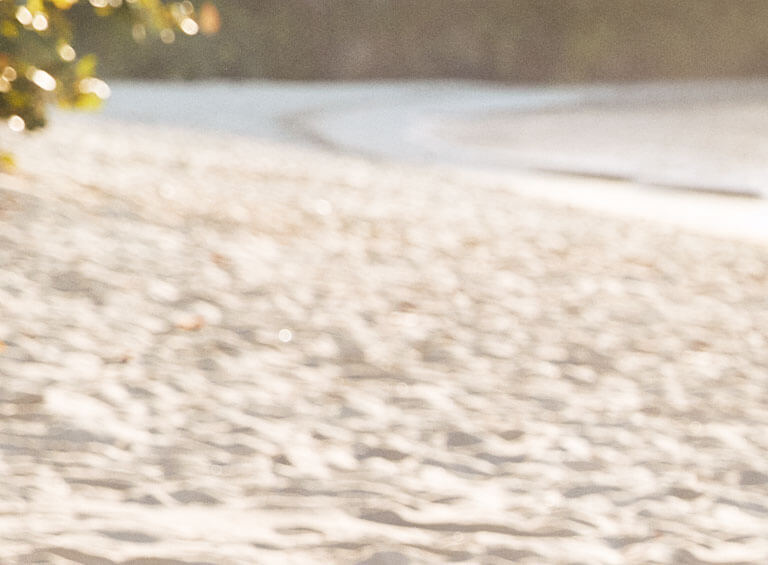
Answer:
xmin=2 ymin=116 xmax=768 ymax=564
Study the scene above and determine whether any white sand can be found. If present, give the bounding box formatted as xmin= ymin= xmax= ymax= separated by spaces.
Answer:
xmin=431 ymin=99 xmax=768 ymax=197
xmin=1 ymin=115 xmax=768 ymax=564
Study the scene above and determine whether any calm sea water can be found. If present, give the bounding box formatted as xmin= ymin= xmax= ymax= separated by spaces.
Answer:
xmin=91 ymin=79 xmax=768 ymax=196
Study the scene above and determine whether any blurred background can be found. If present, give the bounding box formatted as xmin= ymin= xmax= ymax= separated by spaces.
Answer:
xmin=63 ymin=0 xmax=768 ymax=199
xmin=71 ymin=0 xmax=768 ymax=83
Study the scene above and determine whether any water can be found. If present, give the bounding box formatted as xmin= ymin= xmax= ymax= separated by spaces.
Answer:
xmin=94 ymin=79 xmax=768 ymax=196
xmin=98 ymin=80 xmax=585 ymax=158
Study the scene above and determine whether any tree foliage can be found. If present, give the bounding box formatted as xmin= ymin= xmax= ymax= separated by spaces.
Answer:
xmin=0 ymin=0 xmax=206 ymax=131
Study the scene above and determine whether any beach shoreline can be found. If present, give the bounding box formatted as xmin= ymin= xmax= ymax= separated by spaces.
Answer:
xmin=428 ymin=96 xmax=768 ymax=200
xmin=97 ymin=79 xmax=768 ymax=207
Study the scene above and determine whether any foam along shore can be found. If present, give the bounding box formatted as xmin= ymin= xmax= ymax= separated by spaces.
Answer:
xmin=2 ymin=115 xmax=768 ymax=564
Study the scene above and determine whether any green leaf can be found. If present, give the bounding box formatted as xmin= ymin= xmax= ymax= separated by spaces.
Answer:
xmin=75 ymin=54 xmax=98 ymax=78
xmin=74 ymin=92 xmax=103 ymax=110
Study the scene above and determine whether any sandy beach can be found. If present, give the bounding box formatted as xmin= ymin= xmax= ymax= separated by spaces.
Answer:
xmin=2 ymin=115 xmax=768 ymax=564
xmin=430 ymin=93 xmax=768 ymax=197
